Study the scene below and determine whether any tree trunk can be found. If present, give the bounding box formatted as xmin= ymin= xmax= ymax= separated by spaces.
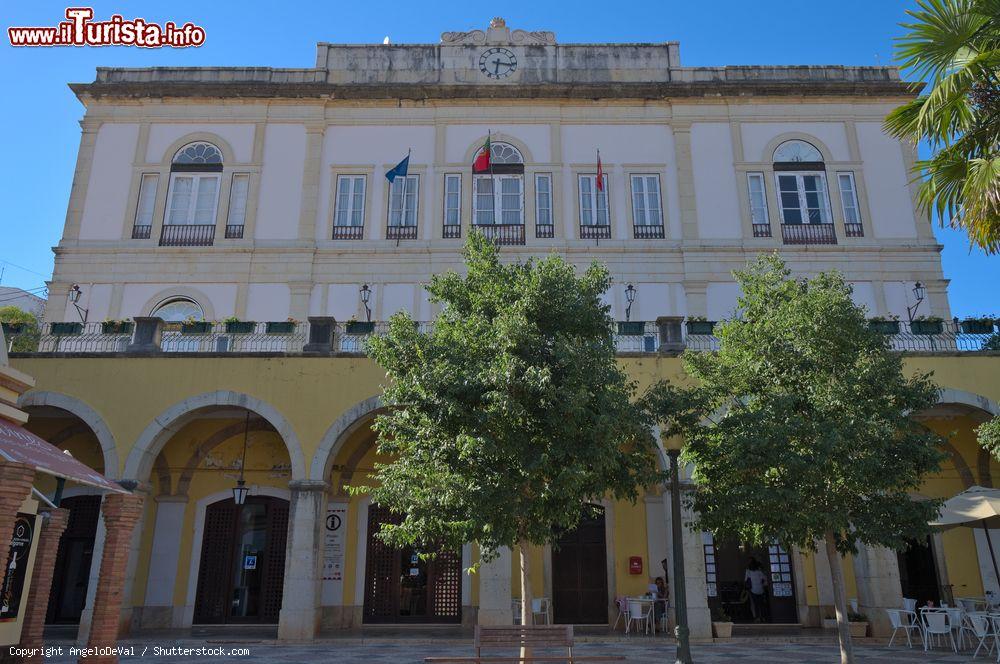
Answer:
xmin=519 ymin=540 xmax=533 ymax=661
xmin=825 ymin=532 xmax=855 ymax=664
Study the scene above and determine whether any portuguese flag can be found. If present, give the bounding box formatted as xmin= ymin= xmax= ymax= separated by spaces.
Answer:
xmin=473 ymin=133 xmax=491 ymax=172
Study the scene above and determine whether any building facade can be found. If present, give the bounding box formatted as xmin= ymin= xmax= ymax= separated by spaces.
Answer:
xmin=8 ymin=18 xmax=1000 ymax=643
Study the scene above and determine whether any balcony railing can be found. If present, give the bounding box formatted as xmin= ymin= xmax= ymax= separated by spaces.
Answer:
xmin=844 ymin=222 xmax=864 ymax=238
xmin=443 ymin=224 xmax=461 ymax=239
xmin=160 ymin=224 xmax=215 ymax=247
xmin=131 ymin=225 xmax=152 ymax=239
xmin=9 ymin=318 xmax=996 ymax=356
xmin=387 ymin=225 xmax=418 ymax=240
xmin=225 ymin=224 xmax=244 ymax=239
xmin=332 ymin=225 xmax=364 ymax=240
xmin=536 ymin=224 xmax=554 ymax=239
xmin=580 ymin=224 xmax=612 ymax=240
xmin=781 ymin=223 xmax=837 ymax=245
xmin=633 ymin=225 xmax=665 ymax=239
xmin=752 ymin=223 xmax=772 ymax=238
xmin=473 ymin=224 xmax=525 ymax=246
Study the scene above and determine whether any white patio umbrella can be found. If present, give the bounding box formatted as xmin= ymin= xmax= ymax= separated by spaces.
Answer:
xmin=930 ymin=486 xmax=1000 ymax=587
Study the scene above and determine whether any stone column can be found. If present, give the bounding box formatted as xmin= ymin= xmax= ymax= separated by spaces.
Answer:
xmin=278 ymin=480 xmax=327 ymax=641
xmin=15 ymin=508 xmax=69 ymax=662
xmin=139 ymin=495 xmax=187 ymax=629
xmin=664 ymin=485 xmax=712 ymax=640
xmin=80 ymin=492 xmax=143 ymax=664
xmin=0 ymin=461 xmax=35 ymax=557
xmin=477 ymin=547 xmax=513 ymax=626
xmin=851 ymin=543 xmax=903 ymax=637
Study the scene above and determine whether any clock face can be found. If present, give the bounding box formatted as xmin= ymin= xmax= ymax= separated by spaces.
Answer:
xmin=479 ymin=47 xmax=517 ymax=79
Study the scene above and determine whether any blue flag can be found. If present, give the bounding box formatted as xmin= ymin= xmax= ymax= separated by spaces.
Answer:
xmin=385 ymin=153 xmax=409 ymax=183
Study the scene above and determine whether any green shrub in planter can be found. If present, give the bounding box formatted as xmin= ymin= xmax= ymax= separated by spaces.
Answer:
xmin=225 ymin=321 xmax=257 ymax=334
xmin=181 ymin=322 xmax=212 ymax=334
xmin=101 ymin=321 xmax=134 ymax=335
xmin=1 ymin=322 xmax=24 ymax=335
xmin=686 ymin=320 xmax=716 ymax=335
xmin=868 ymin=320 xmax=900 ymax=334
xmin=51 ymin=322 xmax=83 ymax=335
xmin=910 ymin=320 xmax=943 ymax=335
xmin=616 ymin=321 xmax=645 ymax=336
xmin=961 ymin=318 xmax=995 ymax=335
xmin=346 ymin=320 xmax=376 ymax=335
xmin=265 ymin=321 xmax=295 ymax=334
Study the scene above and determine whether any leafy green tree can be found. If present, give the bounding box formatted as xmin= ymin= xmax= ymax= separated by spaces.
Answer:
xmin=978 ymin=418 xmax=1000 ymax=461
xmin=646 ymin=255 xmax=944 ymax=664
xmin=357 ymin=233 xmax=659 ymax=634
xmin=0 ymin=305 xmax=40 ymax=353
xmin=884 ymin=0 xmax=1000 ymax=252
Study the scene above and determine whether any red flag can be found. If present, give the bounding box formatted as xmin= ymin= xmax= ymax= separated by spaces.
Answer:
xmin=473 ymin=134 xmax=491 ymax=172
xmin=596 ymin=150 xmax=604 ymax=192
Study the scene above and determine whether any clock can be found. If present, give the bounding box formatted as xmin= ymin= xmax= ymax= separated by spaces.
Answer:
xmin=479 ymin=47 xmax=517 ymax=79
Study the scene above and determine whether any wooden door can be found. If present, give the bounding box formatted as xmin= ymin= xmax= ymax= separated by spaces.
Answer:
xmin=553 ymin=506 xmax=609 ymax=624
xmin=46 ymin=495 xmax=101 ymax=624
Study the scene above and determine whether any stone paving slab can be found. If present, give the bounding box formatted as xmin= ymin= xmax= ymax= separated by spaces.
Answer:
xmin=28 ymin=640 xmax=978 ymax=663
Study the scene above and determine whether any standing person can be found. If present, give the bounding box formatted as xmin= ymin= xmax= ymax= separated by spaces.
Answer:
xmin=653 ymin=576 xmax=669 ymax=626
xmin=744 ymin=557 xmax=770 ymax=623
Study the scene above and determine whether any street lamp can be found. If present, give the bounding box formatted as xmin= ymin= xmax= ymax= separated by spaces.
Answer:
xmin=906 ymin=282 xmax=926 ymax=323
xmin=360 ymin=284 xmax=372 ymax=322
xmin=232 ymin=411 xmax=250 ymax=506
xmin=625 ymin=283 xmax=636 ymax=322
xmin=664 ymin=433 xmax=693 ymax=664
xmin=68 ymin=284 xmax=89 ymax=322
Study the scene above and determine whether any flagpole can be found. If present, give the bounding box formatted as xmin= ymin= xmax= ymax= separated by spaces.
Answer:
xmin=488 ymin=131 xmax=496 ymax=227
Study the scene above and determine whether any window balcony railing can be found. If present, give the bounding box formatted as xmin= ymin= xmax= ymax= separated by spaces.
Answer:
xmin=159 ymin=224 xmax=216 ymax=247
xmin=781 ymin=223 xmax=837 ymax=245
xmin=752 ymin=223 xmax=772 ymax=238
xmin=387 ymin=225 xmax=418 ymax=240
xmin=225 ymin=224 xmax=244 ymax=239
xmin=131 ymin=225 xmax=152 ymax=239
xmin=536 ymin=224 xmax=554 ymax=239
xmin=443 ymin=224 xmax=461 ymax=239
xmin=9 ymin=318 xmax=996 ymax=357
xmin=473 ymin=224 xmax=525 ymax=246
xmin=844 ymin=223 xmax=864 ymax=238
xmin=633 ymin=225 xmax=665 ymax=239
xmin=580 ymin=224 xmax=612 ymax=240
xmin=332 ymin=225 xmax=364 ymax=240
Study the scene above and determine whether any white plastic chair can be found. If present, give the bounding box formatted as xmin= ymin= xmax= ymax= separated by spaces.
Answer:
xmin=903 ymin=597 xmax=918 ymax=613
xmin=532 ymin=597 xmax=552 ymax=625
xmin=961 ymin=612 xmax=993 ymax=658
xmin=612 ymin=597 xmax=630 ymax=630
xmin=922 ymin=609 xmax=957 ymax=652
xmin=626 ymin=599 xmax=653 ymax=635
xmin=886 ymin=608 xmax=922 ymax=648
xmin=945 ymin=606 xmax=966 ymax=648
xmin=989 ymin=614 xmax=1000 ymax=661
xmin=849 ymin=598 xmax=859 ymax=614
xmin=512 ymin=599 xmax=522 ymax=625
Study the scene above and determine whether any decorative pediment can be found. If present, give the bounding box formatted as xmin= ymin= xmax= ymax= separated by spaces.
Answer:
xmin=441 ymin=18 xmax=556 ymax=46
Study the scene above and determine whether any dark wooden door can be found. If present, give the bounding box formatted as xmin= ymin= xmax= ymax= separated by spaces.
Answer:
xmin=193 ymin=496 xmax=288 ymax=624
xmin=707 ymin=539 xmax=799 ymax=624
xmin=553 ymin=506 xmax=608 ymax=624
xmin=897 ymin=536 xmax=941 ymax=607
xmin=46 ymin=495 xmax=101 ymax=624
xmin=362 ymin=504 xmax=461 ymax=623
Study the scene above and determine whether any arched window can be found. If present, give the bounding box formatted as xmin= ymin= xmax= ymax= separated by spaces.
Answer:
xmin=152 ymin=297 xmax=204 ymax=322
xmin=772 ymin=139 xmax=832 ymax=231
xmin=164 ymin=142 xmax=223 ymax=240
xmin=472 ymin=142 xmax=524 ymax=238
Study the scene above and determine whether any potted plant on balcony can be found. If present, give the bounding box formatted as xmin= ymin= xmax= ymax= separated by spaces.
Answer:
xmin=960 ymin=315 xmax=995 ymax=335
xmin=224 ymin=316 xmax=256 ymax=334
xmin=50 ymin=321 xmax=83 ymax=335
xmin=180 ymin=315 xmax=212 ymax=334
xmin=910 ymin=315 xmax=944 ymax=335
xmin=847 ymin=611 xmax=869 ymax=638
xmin=616 ymin=320 xmax=645 ymax=336
xmin=711 ymin=607 xmax=733 ymax=638
xmin=1 ymin=321 xmax=24 ymax=335
xmin=266 ymin=318 xmax=296 ymax=334
xmin=101 ymin=318 xmax=133 ymax=335
xmin=685 ymin=316 xmax=716 ymax=336
xmin=345 ymin=316 xmax=376 ymax=335
xmin=867 ymin=315 xmax=900 ymax=335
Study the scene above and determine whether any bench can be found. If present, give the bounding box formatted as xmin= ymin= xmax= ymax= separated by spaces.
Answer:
xmin=424 ymin=625 xmax=626 ymax=663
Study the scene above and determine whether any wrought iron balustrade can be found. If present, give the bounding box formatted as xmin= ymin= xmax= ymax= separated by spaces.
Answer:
xmin=844 ymin=222 xmax=864 ymax=238
xmin=131 ymin=225 xmax=152 ymax=239
xmin=781 ymin=223 xmax=837 ymax=245
xmin=332 ymin=225 xmax=364 ymax=240
xmin=580 ymin=224 xmax=612 ymax=240
xmin=225 ymin=224 xmax=245 ymax=239
xmin=159 ymin=224 xmax=216 ymax=246
xmin=633 ymin=225 xmax=665 ymax=239
xmin=473 ymin=224 xmax=525 ymax=246
xmin=386 ymin=225 xmax=418 ymax=240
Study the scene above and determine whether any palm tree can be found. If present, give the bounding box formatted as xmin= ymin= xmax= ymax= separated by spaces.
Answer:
xmin=884 ymin=0 xmax=1000 ymax=252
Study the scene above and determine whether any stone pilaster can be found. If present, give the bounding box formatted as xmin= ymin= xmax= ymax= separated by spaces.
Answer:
xmin=289 ymin=284 xmax=313 ymax=322
xmin=278 ymin=480 xmax=327 ymax=640
xmin=851 ymin=543 xmax=903 ymax=637
xmin=138 ymin=495 xmax=187 ymax=629
xmin=61 ymin=119 xmax=101 ymax=242
xmin=80 ymin=492 xmax=143 ymax=664
xmin=671 ymin=123 xmax=699 ymax=241
xmin=15 ymin=508 xmax=70 ymax=663
xmin=664 ymin=484 xmax=712 ymax=640
xmin=477 ymin=547 xmax=513 ymax=625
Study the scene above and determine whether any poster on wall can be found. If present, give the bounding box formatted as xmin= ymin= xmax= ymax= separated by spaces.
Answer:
xmin=0 ymin=514 xmax=36 ymax=622
xmin=321 ymin=502 xmax=348 ymax=605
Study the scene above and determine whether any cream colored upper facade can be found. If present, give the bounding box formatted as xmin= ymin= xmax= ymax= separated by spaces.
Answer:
xmin=47 ymin=19 xmax=947 ymax=326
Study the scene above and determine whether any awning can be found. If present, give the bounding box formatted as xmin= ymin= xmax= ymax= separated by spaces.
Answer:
xmin=0 ymin=419 xmax=126 ymax=494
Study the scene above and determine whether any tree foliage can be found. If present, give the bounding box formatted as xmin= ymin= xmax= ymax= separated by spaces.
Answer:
xmin=653 ymin=255 xmax=945 ymax=553
xmin=0 ymin=306 xmax=40 ymax=353
xmin=884 ymin=0 xmax=1000 ymax=252
xmin=979 ymin=418 xmax=1000 ymax=462
xmin=357 ymin=233 xmax=660 ymax=561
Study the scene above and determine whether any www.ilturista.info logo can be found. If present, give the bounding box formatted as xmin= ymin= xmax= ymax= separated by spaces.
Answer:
xmin=8 ymin=7 xmax=206 ymax=48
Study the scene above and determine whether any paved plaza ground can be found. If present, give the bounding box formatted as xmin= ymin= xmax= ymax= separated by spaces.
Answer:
xmin=30 ymin=631 xmax=984 ymax=663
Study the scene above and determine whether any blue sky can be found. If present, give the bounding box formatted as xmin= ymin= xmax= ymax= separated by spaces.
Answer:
xmin=1 ymin=0 xmax=996 ymax=317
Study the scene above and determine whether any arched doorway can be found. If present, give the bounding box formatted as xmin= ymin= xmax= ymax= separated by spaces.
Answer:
xmin=193 ymin=495 xmax=289 ymax=624
xmin=898 ymin=536 xmax=941 ymax=607
xmin=552 ymin=505 xmax=608 ymax=625
xmin=362 ymin=504 xmax=462 ymax=624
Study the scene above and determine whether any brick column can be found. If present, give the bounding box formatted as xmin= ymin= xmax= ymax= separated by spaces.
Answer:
xmin=14 ymin=508 xmax=69 ymax=662
xmin=0 ymin=461 xmax=36 ymax=556
xmin=80 ymin=493 xmax=143 ymax=664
